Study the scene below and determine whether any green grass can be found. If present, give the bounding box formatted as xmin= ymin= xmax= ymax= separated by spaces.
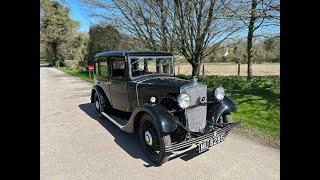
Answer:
xmin=57 ymin=67 xmax=94 ymax=83
xmin=40 ymin=59 xmax=49 ymax=64
xmin=56 ymin=66 xmax=280 ymax=142
xmin=178 ymin=74 xmax=280 ymax=141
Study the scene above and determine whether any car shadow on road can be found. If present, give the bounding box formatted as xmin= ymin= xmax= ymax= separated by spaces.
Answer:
xmin=79 ymin=103 xmax=158 ymax=167
xmin=79 ymin=103 xmax=204 ymax=167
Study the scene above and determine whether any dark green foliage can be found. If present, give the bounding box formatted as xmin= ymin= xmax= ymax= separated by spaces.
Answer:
xmin=60 ymin=33 xmax=88 ymax=61
xmin=85 ymin=25 xmax=123 ymax=65
xmin=40 ymin=0 xmax=78 ymax=65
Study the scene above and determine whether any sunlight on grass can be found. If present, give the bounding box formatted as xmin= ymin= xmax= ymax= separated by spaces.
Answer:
xmin=57 ymin=67 xmax=94 ymax=83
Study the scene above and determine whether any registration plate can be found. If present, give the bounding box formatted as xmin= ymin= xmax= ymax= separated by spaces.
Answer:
xmin=198 ymin=132 xmax=225 ymax=153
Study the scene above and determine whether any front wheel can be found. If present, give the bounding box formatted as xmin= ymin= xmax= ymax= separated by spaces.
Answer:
xmin=223 ymin=114 xmax=233 ymax=123
xmin=139 ymin=114 xmax=171 ymax=166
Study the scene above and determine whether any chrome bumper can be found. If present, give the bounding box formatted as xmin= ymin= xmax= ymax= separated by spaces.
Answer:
xmin=165 ymin=121 xmax=241 ymax=153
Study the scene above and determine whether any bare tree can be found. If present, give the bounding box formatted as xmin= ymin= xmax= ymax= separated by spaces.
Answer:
xmin=225 ymin=0 xmax=280 ymax=80
xmin=81 ymin=0 xmax=242 ymax=76
xmin=172 ymin=0 xmax=242 ymax=76
xmin=80 ymin=0 xmax=171 ymax=51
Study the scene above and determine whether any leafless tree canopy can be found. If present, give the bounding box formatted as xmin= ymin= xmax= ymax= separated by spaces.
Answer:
xmin=80 ymin=0 xmax=279 ymax=77
xmin=223 ymin=0 xmax=279 ymax=79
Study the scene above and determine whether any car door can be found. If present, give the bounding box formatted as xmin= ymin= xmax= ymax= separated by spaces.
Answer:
xmin=109 ymin=56 xmax=130 ymax=112
xmin=95 ymin=57 xmax=112 ymax=101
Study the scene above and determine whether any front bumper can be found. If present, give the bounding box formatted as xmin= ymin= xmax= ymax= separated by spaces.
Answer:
xmin=165 ymin=121 xmax=241 ymax=153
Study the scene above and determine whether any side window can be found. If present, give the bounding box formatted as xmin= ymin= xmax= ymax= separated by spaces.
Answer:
xmin=110 ymin=57 xmax=125 ymax=77
xmin=100 ymin=61 xmax=109 ymax=77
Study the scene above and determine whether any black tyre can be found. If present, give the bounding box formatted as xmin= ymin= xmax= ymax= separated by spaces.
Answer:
xmin=223 ymin=114 xmax=233 ymax=123
xmin=139 ymin=114 xmax=171 ymax=166
xmin=223 ymin=114 xmax=233 ymax=137
xmin=94 ymin=93 xmax=101 ymax=114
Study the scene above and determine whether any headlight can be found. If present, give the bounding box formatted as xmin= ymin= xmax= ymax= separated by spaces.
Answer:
xmin=177 ymin=93 xmax=191 ymax=109
xmin=214 ymin=87 xmax=225 ymax=100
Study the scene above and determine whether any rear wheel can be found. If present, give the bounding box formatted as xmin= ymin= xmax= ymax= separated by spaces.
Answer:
xmin=94 ymin=93 xmax=101 ymax=114
xmin=139 ymin=114 xmax=171 ymax=166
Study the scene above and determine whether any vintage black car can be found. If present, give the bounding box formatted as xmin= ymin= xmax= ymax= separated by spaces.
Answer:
xmin=90 ymin=51 xmax=240 ymax=165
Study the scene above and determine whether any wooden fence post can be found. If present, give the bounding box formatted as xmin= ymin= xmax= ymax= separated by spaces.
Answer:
xmin=237 ymin=63 xmax=241 ymax=76
xmin=202 ymin=65 xmax=205 ymax=76
xmin=178 ymin=66 xmax=180 ymax=75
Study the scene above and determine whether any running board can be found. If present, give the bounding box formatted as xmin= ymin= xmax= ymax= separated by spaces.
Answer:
xmin=101 ymin=112 xmax=127 ymax=128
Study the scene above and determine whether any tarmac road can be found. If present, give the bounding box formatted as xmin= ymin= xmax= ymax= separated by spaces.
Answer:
xmin=40 ymin=67 xmax=280 ymax=180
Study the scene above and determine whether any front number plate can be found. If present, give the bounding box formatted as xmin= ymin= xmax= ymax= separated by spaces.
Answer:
xmin=198 ymin=132 xmax=225 ymax=153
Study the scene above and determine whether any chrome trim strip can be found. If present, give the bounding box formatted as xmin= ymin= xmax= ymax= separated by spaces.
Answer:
xmin=101 ymin=112 xmax=124 ymax=128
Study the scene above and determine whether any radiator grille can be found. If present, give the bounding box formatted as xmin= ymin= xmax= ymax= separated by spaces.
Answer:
xmin=181 ymin=83 xmax=207 ymax=132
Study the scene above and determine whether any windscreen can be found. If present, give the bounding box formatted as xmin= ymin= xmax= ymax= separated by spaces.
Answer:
xmin=129 ymin=56 xmax=174 ymax=78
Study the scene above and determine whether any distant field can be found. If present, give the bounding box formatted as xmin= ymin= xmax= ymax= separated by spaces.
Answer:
xmin=175 ymin=63 xmax=280 ymax=76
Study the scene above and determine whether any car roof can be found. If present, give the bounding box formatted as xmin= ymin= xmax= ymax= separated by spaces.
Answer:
xmin=94 ymin=51 xmax=173 ymax=59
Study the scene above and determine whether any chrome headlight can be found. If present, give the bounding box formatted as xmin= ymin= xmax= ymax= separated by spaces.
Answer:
xmin=214 ymin=87 xmax=225 ymax=100
xmin=177 ymin=93 xmax=191 ymax=109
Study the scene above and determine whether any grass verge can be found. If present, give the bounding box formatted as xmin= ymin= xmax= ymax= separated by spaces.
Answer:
xmin=56 ymin=67 xmax=94 ymax=83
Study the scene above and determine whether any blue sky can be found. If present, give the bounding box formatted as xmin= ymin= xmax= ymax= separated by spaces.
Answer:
xmin=65 ymin=0 xmax=91 ymax=33
xmin=64 ymin=0 xmax=279 ymax=36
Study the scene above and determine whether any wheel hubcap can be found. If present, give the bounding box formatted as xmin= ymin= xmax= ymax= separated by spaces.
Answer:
xmin=144 ymin=131 xmax=153 ymax=146
xmin=95 ymin=100 xmax=99 ymax=109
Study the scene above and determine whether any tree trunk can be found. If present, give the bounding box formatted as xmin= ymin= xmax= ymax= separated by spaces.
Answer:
xmin=52 ymin=42 xmax=58 ymax=66
xmin=247 ymin=29 xmax=253 ymax=80
xmin=46 ymin=44 xmax=53 ymax=66
xmin=246 ymin=0 xmax=257 ymax=81
xmin=191 ymin=63 xmax=201 ymax=77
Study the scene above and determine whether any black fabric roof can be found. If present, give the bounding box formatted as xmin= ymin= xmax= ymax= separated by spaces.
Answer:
xmin=94 ymin=51 xmax=173 ymax=58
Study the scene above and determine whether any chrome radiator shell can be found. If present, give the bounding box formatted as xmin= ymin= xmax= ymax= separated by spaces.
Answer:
xmin=180 ymin=80 xmax=207 ymax=132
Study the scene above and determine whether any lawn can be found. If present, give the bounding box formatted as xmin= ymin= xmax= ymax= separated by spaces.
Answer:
xmin=56 ymin=66 xmax=280 ymax=143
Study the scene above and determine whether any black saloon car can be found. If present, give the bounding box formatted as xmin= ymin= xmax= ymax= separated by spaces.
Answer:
xmin=90 ymin=51 xmax=240 ymax=165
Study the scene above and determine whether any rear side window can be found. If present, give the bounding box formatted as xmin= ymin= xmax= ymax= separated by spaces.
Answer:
xmin=100 ymin=61 xmax=109 ymax=77
xmin=95 ymin=57 xmax=111 ymax=77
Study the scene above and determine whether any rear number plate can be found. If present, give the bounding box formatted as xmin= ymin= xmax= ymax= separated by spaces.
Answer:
xmin=198 ymin=132 xmax=225 ymax=153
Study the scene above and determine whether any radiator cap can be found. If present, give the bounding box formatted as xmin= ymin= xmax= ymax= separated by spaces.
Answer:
xmin=192 ymin=76 xmax=198 ymax=84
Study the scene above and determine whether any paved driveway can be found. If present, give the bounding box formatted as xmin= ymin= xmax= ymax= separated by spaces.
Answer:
xmin=40 ymin=67 xmax=280 ymax=180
